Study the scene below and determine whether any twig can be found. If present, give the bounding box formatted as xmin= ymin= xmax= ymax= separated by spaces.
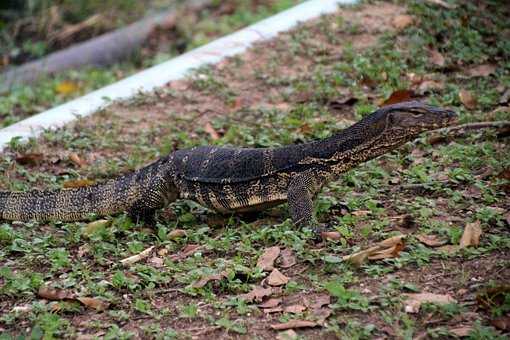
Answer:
xmin=427 ymin=120 xmax=510 ymax=144
xmin=120 ymin=245 xmax=155 ymax=266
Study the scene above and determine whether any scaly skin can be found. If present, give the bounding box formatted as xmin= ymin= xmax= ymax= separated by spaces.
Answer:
xmin=0 ymin=101 xmax=457 ymax=226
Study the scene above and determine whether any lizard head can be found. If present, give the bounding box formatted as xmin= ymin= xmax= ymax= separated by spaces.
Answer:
xmin=380 ymin=101 xmax=457 ymax=136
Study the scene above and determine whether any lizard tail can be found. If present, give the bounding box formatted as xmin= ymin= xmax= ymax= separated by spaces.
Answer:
xmin=0 ymin=156 xmax=174 ymax=222
xmin=0 ymin=172 xmax=143 ymax=222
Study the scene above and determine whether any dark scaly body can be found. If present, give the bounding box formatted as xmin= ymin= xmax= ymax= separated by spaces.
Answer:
xmin=0 ymin=102 xmax=457 ymax=226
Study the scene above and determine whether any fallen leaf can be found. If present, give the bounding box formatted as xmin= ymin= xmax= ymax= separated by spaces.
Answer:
xmin=381 ymin=90 xmax=415 ymax=106
xmin=416 ymin=234 xmax=447 ymax=247
xmin=148 ymin=256 xmax=164 ymax=268
xmin=15 ymin=153 xmax=44 ymax=166
xmin=305 ymin=294 xmax=331 ymax=310
xmin=257 ymin=246 xmax=281 ymax=271
xmin=392 ymin=15 xmax=414 ymax=30
xmin=284 ymin=304 xmax=306 ymax=314
xmin=491 ymin=315 xmax=510 ymax=331
xmin=192 ymin=271 xmax=228 ymax=288
xmin=168 ymin=229 xmax=187 ymax=239
xmin=276 ymin=329 xmax=298 ymax=340
xmin=459 ymin=89 xmax=477 ymax=109
xmin=263 ymin=306 xmax=284 ymax=313
xmin=320 ymin=231 xmax=340 ymax=241
xmin=459 ymin=221 xmax=482 ymax=248
xmin=203 ymin=121 xmax=220 ymax=140
xmin=404 ymin=293 xmax=456 ymax=313
xmin=38 ymin=286 xmax=75 ymax=300
xmin=312 ymin=307 xmax=332 ymax=323
xmin=449 ymin=326 xmax=473 ymax=337
xmin=429 ymin=49 xmax=445 ymax=67
xmin=425 ymin=0 xmax=457 ymax=9
xmin=56 ymin=81 xmax=79 ymax=95
xmin=63 ymin=179 xmax=95 ymax=188
xmin=267 ymin=269 xmax=289 ymax=286
xmin=241 ymin=286 xmax=273 ymax=302
xmin=505 ymin=212 xmax=510 ymax=226
xmin=368 ymin=241 xmax=405 ymax=260
xmin=77 ymin=297 xmax=110 ymax=311
xmin=259 ymin=298 xmax=282 ymax=308
xmin=69 ymin=153 xmax=86 ymax=167
xmin=499 ymin=88 xmax=510 ymax=105
xmin=169 ymin=244 xmax=201 ymax=261
xmin=417 ymin=80 xmax=444 ymax=94
xmin=351 ymin=210 xmax=371 ymax=217
xmin=83 ymin=219 xmax=111 ymax=236
xmin=343 ymin=235 xmax=406 ymax=266
xmin=279 ymin=248 xmax=297 ymax=268
xmin=270 ymin=320 xmax=318 ymax=330
xmin=465 ymin=64 xmax=496 ymax=78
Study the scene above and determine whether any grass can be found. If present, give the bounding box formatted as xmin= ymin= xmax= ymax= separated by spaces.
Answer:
xmin=0 ymin=0 xmax=302 ymax=127
xmin=0 ymin=0 xmax=509 ymax=338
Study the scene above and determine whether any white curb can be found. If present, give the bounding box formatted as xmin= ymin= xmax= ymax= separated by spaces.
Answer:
xmin=0 ymin=0 xmax=357 ymax=150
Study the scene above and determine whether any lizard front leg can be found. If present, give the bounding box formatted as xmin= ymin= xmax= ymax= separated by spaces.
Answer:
xmin=287 ymin=172 xmax=322 ymax=228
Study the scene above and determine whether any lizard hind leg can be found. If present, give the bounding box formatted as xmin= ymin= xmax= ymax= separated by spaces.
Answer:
xmin=287 ymin=172 xmax=321 ymax=228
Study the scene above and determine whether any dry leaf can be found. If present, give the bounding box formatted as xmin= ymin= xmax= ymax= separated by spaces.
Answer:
xmin=69 ymin=153 xmax=86 ymax=167
xmin=169 ymin=244 xmax=200 ymax=261
xmin=263 ymin=306 xmax=284 ymax=314
xmin=63 ymin=179 xmax=95 ymax=188
xmin=305 ymin=294 xmax=331 ymax=310
xmin=148 ymin=256 xmax=164 ymax=268
xmin=392 ymin=15 xmax=413 ymax=30
xmin=38 ymin=286 xmax=75 ymax=300
xmin=491 ymin=315 xmax=510 ymax=331
xmin=284 ymin=304 xmax=306 ymax=314
xmin=466 ymin=64 xmax=496 ymax=78
xmin=241 ymin=286 xmax=273 ymax=302
xmin=267 ymin=269 xmax=289 ymax=286
xmin=259 ymin=298 xmax=282 ymax=308
xmin=499 ymin=88 xmax=510 ymax=105
xmin=321 ymin=231 xmax=341 ymax=241
xmin=56 ymin=81 xmax=79 ymax=95
xmin=404 ymin=293 xmax=456 ymax=313
xmin=449 ymin=326 xmax=473 ymax=337
xmin=192 ymin=271 xmax=228 ymax=288
xmin=416 ymin=234 xmax=447 ymax=247
xmin=312 ymin=307 xmax=332 ymax=323
xmin=204 ymin=121 xmax=220 ymax=140
xmin=351 ymin=210 xmax=371 ymax=217
xmin=276 ymin=329 xmax=298 ymax=340
xmin=168 ymin=229 xmax=187 ymax=239
xmin=270 ymin=320 xmax=318 ymax=330
xmin=279 ymin=248 xmax=297 ymax=268
xmin=425 ymin=0 xmax=457 ymax=9
xmin=417 ymin=80 xmax=444 ymax=94
xmin=429 ymin=49 xmax=445 ymax=67
xmin=381 ymin=90 xmax=415 ymax=106
xmin=257 ymin=246 xmax=281 ymax=271
xmin=459 ymin=90 xmax=477 ymax=109
xmin=77 ymin=297 xmax=109 ymax=311
xmin=83 ymin=219 xmax=111 ymax=236
xmin=459 ymin=221 xmax=482 ymax=248
xmin=343 ymin=235 xmax=406 ymax=266
xmin=15 ymin=153 xmax=44 ymax=166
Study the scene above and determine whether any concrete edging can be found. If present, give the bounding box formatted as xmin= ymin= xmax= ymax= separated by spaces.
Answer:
xmin=0 ymin=0 xmax=357 ymax=149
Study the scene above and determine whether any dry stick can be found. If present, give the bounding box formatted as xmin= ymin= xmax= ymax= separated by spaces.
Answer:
xmin=0 ymin=0 xmax=213 ymax=92
xmin=120 ymin=246 xmax=155 ymax=266
xmin=427 ymin=120 xmax=510 ymax=144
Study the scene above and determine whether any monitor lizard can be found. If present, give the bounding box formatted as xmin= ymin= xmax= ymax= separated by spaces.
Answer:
xmin=0 ymin=101 xmax=457 ymax=228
